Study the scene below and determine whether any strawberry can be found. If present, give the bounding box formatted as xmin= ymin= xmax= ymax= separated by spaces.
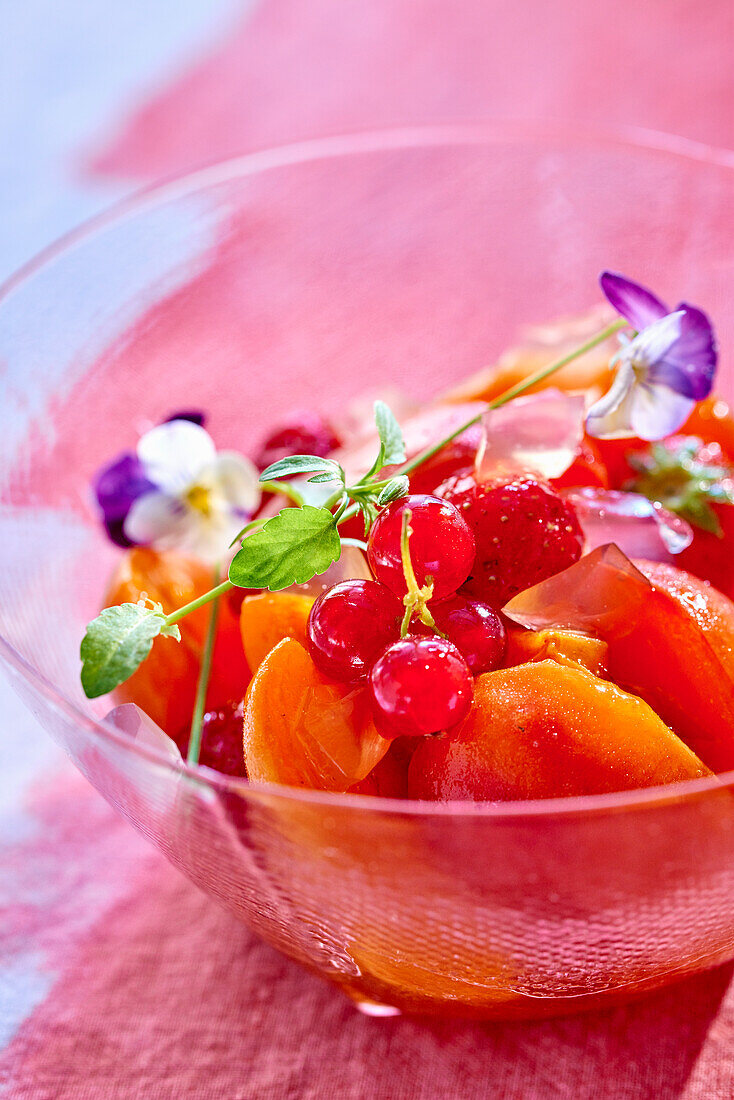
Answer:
xmin=626 ymin=435 xmax=734 ymax=599
xmin=437 ymin=473 xmax=584 ymax=608
xmin=552 ymin=438 xmax=609 ymax=490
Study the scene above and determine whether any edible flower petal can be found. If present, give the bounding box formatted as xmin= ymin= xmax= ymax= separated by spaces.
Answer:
xmin=136 ymin=421 xmax=218 ymax=495
xmin=599 ymin=271 xmax=668 ymax=330
xmin=93 ymin=452 xmax=156 ymax=548
xmin=587 ymin=273 xmax=717 ymax=441
xmin=94 ymin=416 xmax=261 ymax=561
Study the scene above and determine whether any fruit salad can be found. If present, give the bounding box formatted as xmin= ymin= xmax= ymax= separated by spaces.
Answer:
xmin=81 ymin=271 xmax=734 ymax=802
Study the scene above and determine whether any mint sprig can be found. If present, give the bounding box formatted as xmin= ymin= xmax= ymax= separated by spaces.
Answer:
xmin=258 ymin=400 xmax=409 ymax=536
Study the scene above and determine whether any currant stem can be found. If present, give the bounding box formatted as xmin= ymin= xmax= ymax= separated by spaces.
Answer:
xmin=400 ymin=508 xmax=419 ymax=597
xmin=398 ymin=508 xmax=441 ymax=637
xmin=186 ymin=564 xmax=221 ymax=766
xmin=259 ymin=480 xmax=304 ymax=506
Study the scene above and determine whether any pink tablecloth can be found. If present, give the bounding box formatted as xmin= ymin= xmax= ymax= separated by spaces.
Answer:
xmin=3 ymin=2 xmax=734 ymax=1096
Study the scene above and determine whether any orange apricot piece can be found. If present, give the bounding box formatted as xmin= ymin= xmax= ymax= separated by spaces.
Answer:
xmin=408 ymin=661 xmax=711 ymax=802
xmin=239 ymin=591 xmax=314 ymax=674
xmin=104 ymin=548 xmax=249 ymax=733
xmin=505 ymin=627 xmax=608 ymax=677
xmin=505 ymin=546 xmax=734 ymax=772
xmin=683 ymin=396 xmax=734 ymax=460
xmin=440 ymin=307 xmax=617 ymax=406
xmin=243 ymin=638 xmax=390 ymax=790
xmin=608 ymin=560 xmax=734 ymax=773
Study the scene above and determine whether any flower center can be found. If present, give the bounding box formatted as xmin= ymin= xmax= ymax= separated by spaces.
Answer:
xmin=184 ymin=482 xmax=214 ymax=517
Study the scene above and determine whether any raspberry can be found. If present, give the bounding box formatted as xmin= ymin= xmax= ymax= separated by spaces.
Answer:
xmin=255 ymin=413 xmax=340 ymax=470
xmin=438 ymin=473 xmax=584 ymax=607
xmin=175 ymin=699 xmax=246 ymax=776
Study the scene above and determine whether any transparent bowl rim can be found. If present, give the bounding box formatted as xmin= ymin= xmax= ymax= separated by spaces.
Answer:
xmin=3 ymin=117 xmax=734 ymax=821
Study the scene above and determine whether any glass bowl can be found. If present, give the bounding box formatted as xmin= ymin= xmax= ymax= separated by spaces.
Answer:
xmin=2 ymin=123 xmax=734 ymax=1021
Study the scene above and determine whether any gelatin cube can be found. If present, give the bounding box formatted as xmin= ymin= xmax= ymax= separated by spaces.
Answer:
xmin=563 ymin=487 xmax=692 ymax=561
xmin=503 ymin=544 xmax=650 ymax=634
xmin=476 ymin=389 xmax=585 ymax=481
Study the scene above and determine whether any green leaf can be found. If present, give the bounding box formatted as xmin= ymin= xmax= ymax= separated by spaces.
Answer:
xmin=377 ymin=475 xmax=410 ymax=506
xmin=374 ymin=401 xmax=406 ymax=466
xmin=686 ymin=499 xmax=723 ymax=537
xmin=360 ymin=500 xmax=379 ymax=537
xmin=308 ymin=470 xmax=341 ymax=484
xmin=229 ymin=505 xmax=341 ymax=590
xmin=259 ymin=455 xmax=344 ymax=485
xmin=80 ymin=602 xmax=180 ymax=699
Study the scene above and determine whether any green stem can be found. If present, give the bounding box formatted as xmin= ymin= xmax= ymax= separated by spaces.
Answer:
xmin=259 ymin=480 xmax=304 ymax=506
xmin=397 ymin=316 xmax=626 ymax=479
xmin=187 ymin=565 xmax=221 ymax=766
xmin=484 ymin=316 xmax=626 ymax=409
xmin=164 ymin=579 xmax=233 ymax=627
xmin=398 ymin=508 xmax=441 ymax=637
xmin=323 ymin=488 xmax=347 ymax=511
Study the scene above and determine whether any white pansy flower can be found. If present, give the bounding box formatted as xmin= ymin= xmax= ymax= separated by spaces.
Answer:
xmin=124 ymin=421 xmax=260 ymax=561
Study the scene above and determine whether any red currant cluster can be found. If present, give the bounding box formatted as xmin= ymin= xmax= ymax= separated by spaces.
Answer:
xmin=307 ymin=494 xmax=507 ymax=739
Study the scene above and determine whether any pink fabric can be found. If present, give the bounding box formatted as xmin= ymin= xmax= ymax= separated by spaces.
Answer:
xmin=5 ymin=777 xmax=734 ymax=1098
xmin=5 ymin=1 xmax=734 ymax=1096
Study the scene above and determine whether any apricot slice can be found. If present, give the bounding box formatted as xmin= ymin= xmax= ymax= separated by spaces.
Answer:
xmin=505 ymin=545 xmax=734 ymax=772
xmin=239 ymin=591 xmax=314 ymax=673
xmin=243 ymin=638 xmax=390 ymax=790
xmin=505 ymin=627 xmax=608 ymax=677
xmin=440 ymin=307 xmax=617 ymax=405
xmin=104 ymin=548 xmax=249 ymax=734
xmin=408 ymin=661 xmax=711 ymax=801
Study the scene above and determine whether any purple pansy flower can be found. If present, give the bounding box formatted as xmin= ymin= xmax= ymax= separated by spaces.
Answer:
xmin=94 ymin=415 xmax=260 ymax=561
xmin=586 ymin=272 xmax=717 ymax=441
xmin=94 ymin=453 xmax=156 ymax=548
xmin=164 ymin=410 xmax=207 ymax=427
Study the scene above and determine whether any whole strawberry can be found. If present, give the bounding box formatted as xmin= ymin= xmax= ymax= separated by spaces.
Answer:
xmin=437 ymin=473 xmax=584 ymax=607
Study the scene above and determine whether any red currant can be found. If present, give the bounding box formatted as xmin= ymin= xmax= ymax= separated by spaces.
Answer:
xmin=369 ymin=635 xmax=473 ymax=738
xmin=367 ymin=494 xmax=475 ymax=602
xmin=255 ymin=412 xmax=340 ymax=470
xmin=306 ymin=579 xmax=403 ymax=681
xmin=175 ymin=699 xmax=246 ymax=777
xmin=430 ymin=595 xmax=507 ymax=673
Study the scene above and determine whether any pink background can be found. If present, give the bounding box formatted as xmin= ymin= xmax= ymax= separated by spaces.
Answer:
xmin=2 ymin=1 xmax=734 ymax=1096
